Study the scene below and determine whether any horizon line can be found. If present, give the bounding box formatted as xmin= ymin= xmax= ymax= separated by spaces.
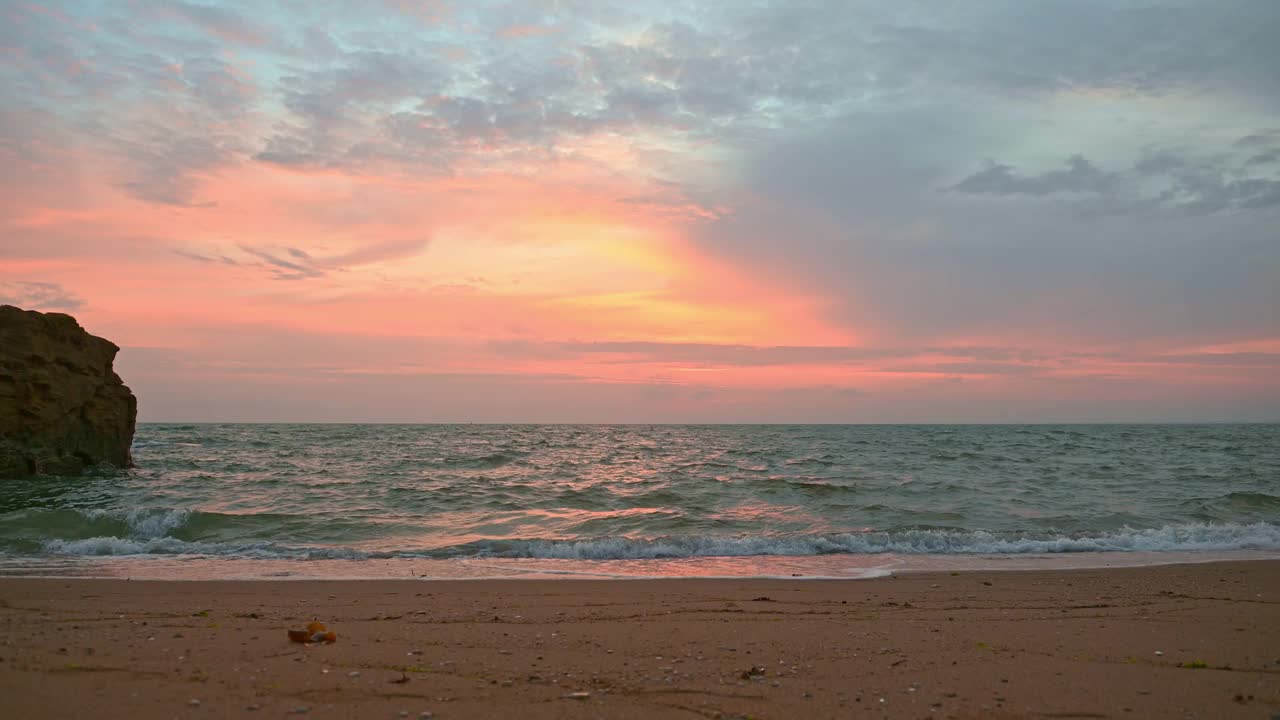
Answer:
xmin=134 ymin=420 xmax=1280 ymax=426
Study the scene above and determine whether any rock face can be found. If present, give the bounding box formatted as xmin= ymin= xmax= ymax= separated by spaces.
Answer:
xmin=0 ymin=305 xmax=137 ymax=478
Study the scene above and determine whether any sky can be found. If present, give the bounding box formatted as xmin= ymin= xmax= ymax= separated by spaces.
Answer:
xmin=1 ymin=0 xmax=1278 ymax=423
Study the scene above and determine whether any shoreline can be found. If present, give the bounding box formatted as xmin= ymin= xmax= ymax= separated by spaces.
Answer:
xmin=2 ymin=560 xmax=1276 ymax=718
xmin=2 ymin=548 xmax=1277 ymax=582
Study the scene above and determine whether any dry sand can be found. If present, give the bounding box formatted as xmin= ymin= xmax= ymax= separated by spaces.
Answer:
xmin=1 ymin=560 xmax=1277 ymax=719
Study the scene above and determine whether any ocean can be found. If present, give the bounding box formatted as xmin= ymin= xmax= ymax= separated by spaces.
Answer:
xmin=1 ymin=424 xmax=1277 ymax=579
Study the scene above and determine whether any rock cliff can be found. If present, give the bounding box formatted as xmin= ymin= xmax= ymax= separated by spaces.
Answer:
xmin=0 ymin=305 xmax=137 ymax=478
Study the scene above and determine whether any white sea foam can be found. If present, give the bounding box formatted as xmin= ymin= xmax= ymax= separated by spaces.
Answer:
xmin=494 ymin=522 xmax=1280 ymax=559
xmin=35 ymin=522 xmax=1280 ymax=559
xmin=38 ymin=536 xmax=374 ymax=559
xmin=113 ymin=508 xmax=192 ymax=537
xmin=42 ymin=536 xmax=209 ymax=556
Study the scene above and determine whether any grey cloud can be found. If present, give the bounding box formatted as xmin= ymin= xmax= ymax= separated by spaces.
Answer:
xmin=1133 ymin=149 xmax=1190 ymax=176
xmin=180 ymin=57 xmax=256 ymax=118
xmin=109 ymin=120 xmax=249 ymax=207
xmin=687 ymin=98 xmax=1280 ymax=347
xmin=1236 ymin=134 xmax=1273 ymax=148
xmin=713 ymin=0 xmax=1280 ymax=106
xmin=15 ymin=0 xmax=1276 ymax=199
xmin=1138 ymin=148 xmax=1280 ymax=215
xmin=298 ymin=27 xmax=341 ymax=60
xmin=114 ymin=129 xmax=236 ymax=206
xmin=1247 ymin=149 xmax=1280 ymax=166
xmin=952 ymin=155 xmax=1121 ymax=197
xmin=256 ymin=41 xmax=604 ymax=171
xmin=950 ymin=148 xmax=1280 ymax=215
xmin=0 ymin=5 xmax=100 ymax=102
xmin=238 ymin=245 xmax=326 ymax=280
xmin=581 ymin=26 xmax=753 ymax=125
xmin=172 ymin=249 xmax=240 ymax=266
xmin=1166 ymin=177 xmax=1280 ymax=214
xmin=0 ymin=281 xmax=86 ymax=312
xmin=204 ymin=239 xmax=429 ymax=280
xmin=255 ymin=49 xmax=449 ymax=169
xmin=894 ymin=1 xmax=1277 ymax=99
xmin=253 ymin=136 xmax=322 ymax=168
xmin=247 ymin=6 xmax=866 ymax=171
xmin=1 ymin=6 xmax=261 ymax=206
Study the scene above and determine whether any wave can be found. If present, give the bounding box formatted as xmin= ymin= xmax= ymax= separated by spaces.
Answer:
xmin=0 ymin=507 xmax=383 ymax=554
xmin=6 ymin=510 xmax=1277 ymax=560
xmin=42 ymin=536 xmax=234 ymax=556
xmin=460 ymin=523 xmax=1280 ymax=559
xmin=441 ymin=451 xmax=525 ymax=469
xmin=0 ymin=507 xmax=193 ymax=544
xmin=1181 ymin=492 xmax=1280 ymax=522
xmin=1215 ymin=492 xmax=1280 ymax=508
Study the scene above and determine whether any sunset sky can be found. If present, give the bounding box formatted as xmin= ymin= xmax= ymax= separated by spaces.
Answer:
xmin=2 ymin=0 xmax=1278 ymax=422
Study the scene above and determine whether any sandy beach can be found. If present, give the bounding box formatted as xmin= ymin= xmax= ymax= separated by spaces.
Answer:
xmin=0 ymin=560 xmax=1276 ymax=719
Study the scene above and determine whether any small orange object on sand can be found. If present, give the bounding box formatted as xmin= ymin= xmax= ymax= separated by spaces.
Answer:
xmin=288 ymin=623 xmax=338 ymax=644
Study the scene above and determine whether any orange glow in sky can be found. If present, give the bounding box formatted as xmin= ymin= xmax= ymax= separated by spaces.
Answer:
xmin=2 ymin=1 xmax=1277 ymax=422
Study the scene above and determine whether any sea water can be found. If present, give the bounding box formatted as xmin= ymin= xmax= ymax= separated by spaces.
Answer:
xmin=0 ymin=424 xmax=1276 ymax=579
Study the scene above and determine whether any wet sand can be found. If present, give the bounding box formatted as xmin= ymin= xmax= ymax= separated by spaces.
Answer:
xmin=1 ymin=559 xmax=1277 ymax=719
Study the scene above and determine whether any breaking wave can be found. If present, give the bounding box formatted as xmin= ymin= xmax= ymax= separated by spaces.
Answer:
xmin=440 ymin=523 xmax=1280 ymax=559
xmin=7 ymin=507 xmax=1276 ymax=560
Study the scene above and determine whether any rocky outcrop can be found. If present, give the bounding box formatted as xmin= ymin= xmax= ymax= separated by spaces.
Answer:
xmin=0 ymin=305 xmax=137 ymax=478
